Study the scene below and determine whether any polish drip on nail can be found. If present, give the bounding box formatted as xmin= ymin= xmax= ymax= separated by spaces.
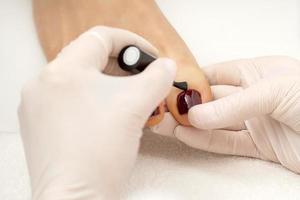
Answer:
xmin=177 ymin=89 xmax=202 ymax=115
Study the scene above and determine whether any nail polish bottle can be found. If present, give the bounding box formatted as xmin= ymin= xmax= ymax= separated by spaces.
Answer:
xmin=118 ymin=45 xmax=156 ymax=73
xmin=118 ymin=45 xmax=188 ymax=91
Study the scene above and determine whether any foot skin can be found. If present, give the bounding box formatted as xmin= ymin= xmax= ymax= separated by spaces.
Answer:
xmin=33 ymin=0 xmax=213 ymax=126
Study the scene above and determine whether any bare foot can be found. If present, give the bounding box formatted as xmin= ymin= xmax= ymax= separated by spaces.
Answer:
xmin=33 ymin=0 xmax=213 ymax=126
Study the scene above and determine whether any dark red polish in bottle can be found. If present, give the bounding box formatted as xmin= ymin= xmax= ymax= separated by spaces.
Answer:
xmin=177 ymin=89 xmax=202 ymax=115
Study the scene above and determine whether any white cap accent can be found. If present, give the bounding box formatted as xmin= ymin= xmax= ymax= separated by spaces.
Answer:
xmin=123 ymin=46 xmax=140 ymax=66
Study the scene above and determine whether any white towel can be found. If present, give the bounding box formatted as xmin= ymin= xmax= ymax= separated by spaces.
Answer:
xmin=1 ymin=131 xmax=300 ymax=200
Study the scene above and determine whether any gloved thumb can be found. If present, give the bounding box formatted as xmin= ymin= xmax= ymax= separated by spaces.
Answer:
xmin=130 ymin=58 xmax=177 ymax=117
xmin=188 ymin=76 xmax=300 ymax=131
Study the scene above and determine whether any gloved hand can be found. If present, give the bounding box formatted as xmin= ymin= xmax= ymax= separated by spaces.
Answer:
xmin=18 ymin=26 xmax=176 ymax=200
xmin=152 ymin=56 xmax=300 ymax=173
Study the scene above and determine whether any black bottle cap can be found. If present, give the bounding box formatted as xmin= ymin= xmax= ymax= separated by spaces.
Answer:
xmin=118 ymin=45 xmax=189 ymax=91
xmin=118 ymin=45 xmax=156 ymax=73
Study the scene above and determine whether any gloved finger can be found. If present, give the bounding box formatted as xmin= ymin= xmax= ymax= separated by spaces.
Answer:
xmin=211 ymin=85 xmax=246 ymax=130
xmin=202 ymin=60 xmax=245 ymax=86
xmin=247 ymin=56 xmax=300 ymax=77
xmin=175 ymin=126 xmax=260 ymax=158
xmin=150 ymin=112 xmax=178 ymax=137
xmin=56 ymin=26 xmax=158 ymax=72
xmin=211 ymin=85 xmax=242 ymax=99
xmin=204 ymin=57 xmax=300 ymax=86
xmin=188 ymin=77 xmax=296 ymax=130
xmin=151 ymin=85 xmax=245 ymax=135
xmin=129 ymin=58 xmax=176 ymax=118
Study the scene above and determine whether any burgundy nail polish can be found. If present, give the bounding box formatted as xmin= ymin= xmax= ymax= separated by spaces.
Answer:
xmin=177 ymin=89 xmax=202 ymax=115
xmin=151 ymin=107 xmax=160 ymax=117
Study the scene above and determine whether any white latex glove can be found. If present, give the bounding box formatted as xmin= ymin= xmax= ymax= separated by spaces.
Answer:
xmin=18 ymin=26 xmax=176 ymax=200
xmin=152 ymin=56 xmax=300 ymax=173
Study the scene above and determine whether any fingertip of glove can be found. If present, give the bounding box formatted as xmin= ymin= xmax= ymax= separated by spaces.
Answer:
xmin=188 ymin=104 xmax=214 ymax=129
